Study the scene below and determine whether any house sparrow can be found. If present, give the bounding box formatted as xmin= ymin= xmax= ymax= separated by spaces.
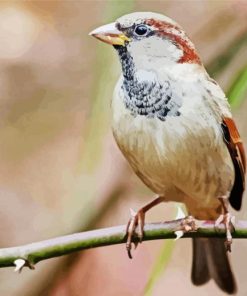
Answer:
xmin=90 ymin=12 xmax=245 ymax=294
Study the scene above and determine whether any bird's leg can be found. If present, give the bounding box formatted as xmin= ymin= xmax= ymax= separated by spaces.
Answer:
xmin=215 ymin=197 xmax=235 ymax=252
xmin=126 ymin=196 xmax=163 ymax=259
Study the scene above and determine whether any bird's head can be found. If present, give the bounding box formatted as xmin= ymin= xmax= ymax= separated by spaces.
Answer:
xmin=90 ymin=12 xmax=201 ymax=71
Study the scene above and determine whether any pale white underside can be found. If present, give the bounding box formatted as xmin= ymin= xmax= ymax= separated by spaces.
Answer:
xmin=112 ymin=64 xmax=234 ymax=219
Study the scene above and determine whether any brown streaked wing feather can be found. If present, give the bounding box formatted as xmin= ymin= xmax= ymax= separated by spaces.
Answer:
xmin=222 ymin=117 xmax=246 ymax=211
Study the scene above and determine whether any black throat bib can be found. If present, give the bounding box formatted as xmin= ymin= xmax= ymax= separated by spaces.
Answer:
xmin=115 ymin=45 xmax=181 ymax=121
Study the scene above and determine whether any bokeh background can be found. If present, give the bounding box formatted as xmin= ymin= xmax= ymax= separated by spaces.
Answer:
xmin=0 ymin=1 xmax=246 ymax=295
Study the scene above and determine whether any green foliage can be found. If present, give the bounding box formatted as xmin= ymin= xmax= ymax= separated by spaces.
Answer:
xmin=207 ymin=32 xmax=247 ymax=78
xmin=206 ymin=31 xmax=247 ymax=108
xmin=227 ymin=65 xmax=247 ymax=109
xmin=78 ymin=0 xmax=135 ymax=172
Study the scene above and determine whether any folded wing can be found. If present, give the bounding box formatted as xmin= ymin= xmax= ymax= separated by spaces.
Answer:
xmin=221 ymin=117 xmax=246 ymax=210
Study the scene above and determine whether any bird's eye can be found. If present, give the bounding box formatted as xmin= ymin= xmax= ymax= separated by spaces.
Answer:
xmin=134 ymin=25 xmax=148 ymax=36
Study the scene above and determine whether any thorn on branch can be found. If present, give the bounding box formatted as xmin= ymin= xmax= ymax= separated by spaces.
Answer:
xmin=174 ymin=205 xmax=186 ymax=240
xmin=14 ymin=258 xmax=35 ymax=273
xmin=0 ymin=219 xmax=245 ymax=270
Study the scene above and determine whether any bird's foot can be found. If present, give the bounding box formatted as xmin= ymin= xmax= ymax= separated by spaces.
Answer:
xmin=215 ymin=212 xmax=235 ymax=252
xmin=125 ymin=196 xmax=163 ymax=258
xmin=126 ymin=208 xmax=145 ymax=259
xmin=180 ymin=215 xmax=197 ymax=232
xmin=174 ymin=215 xmax=197 ymax=240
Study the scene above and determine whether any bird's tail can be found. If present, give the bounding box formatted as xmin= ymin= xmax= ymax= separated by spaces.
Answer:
xmin=191 ymin=238 xmax=236 ymax=294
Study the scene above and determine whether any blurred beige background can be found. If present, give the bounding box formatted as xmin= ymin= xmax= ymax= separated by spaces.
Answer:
xmin=0 ymin=1 xmax=246 ymax=295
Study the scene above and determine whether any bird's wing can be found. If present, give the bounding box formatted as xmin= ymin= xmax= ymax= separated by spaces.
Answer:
xmin=204 ymin=77 xmax=245 ymax=210
xmin=221 ymin=117 xmax=246 ymax=210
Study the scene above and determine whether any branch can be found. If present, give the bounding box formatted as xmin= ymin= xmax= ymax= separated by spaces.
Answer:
xmin=1 ymin=219 xmax=247 ymax=270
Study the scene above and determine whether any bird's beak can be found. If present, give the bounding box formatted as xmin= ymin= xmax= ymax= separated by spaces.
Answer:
xmin=89 ymin=22 xmax=130 ymax=46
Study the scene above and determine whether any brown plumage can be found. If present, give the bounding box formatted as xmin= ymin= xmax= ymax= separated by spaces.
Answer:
xmin=145 ymin=18 xmax=202 ymax=64
xmin=222 ymin=117 xmax=246 ymax=210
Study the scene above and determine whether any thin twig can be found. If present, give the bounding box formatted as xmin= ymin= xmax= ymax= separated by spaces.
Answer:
xmin=1 ymin=219 xmax=247 ymax=270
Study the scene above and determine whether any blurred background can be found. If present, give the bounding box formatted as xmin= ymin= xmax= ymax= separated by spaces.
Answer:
xmin=0 ymin=1 xmax=246 ymax=295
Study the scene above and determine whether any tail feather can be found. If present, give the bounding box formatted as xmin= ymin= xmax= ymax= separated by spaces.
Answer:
xmin=192 ymin=238 xmax=210 ymax=285
xmin=191 ymin=238 xmax=236 ymax=294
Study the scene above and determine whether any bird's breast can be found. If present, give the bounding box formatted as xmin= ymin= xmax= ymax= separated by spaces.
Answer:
xmin=112 ymin=78 xmax=234 ymax=208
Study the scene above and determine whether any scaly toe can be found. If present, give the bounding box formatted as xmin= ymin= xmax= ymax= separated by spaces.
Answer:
xmin=125 ymin=209 xmax=145 ymax=259
xmin=137 ymin=211 xmax=145 ymax=243
xmin=215 ymin=212 xmax=235 ymax=252
xmin=179 ymin=215 xmax=197 ymax=233
xmin=215 ymin=214 xmax=224 ymax=230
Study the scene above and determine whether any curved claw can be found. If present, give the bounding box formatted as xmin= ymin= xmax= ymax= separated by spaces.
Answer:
xmin=126 ymin=209 xmax=145 ymax=259
xmin=125 ymin=196 xmax=164 ymax=258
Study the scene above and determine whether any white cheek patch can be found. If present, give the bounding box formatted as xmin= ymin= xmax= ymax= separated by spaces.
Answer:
xmin=128 ymin=35 xmax=183 ymax=69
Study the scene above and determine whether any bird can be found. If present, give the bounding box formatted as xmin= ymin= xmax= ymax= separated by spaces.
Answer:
xmin=89 ymin=12 xmax=246 ymax=294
